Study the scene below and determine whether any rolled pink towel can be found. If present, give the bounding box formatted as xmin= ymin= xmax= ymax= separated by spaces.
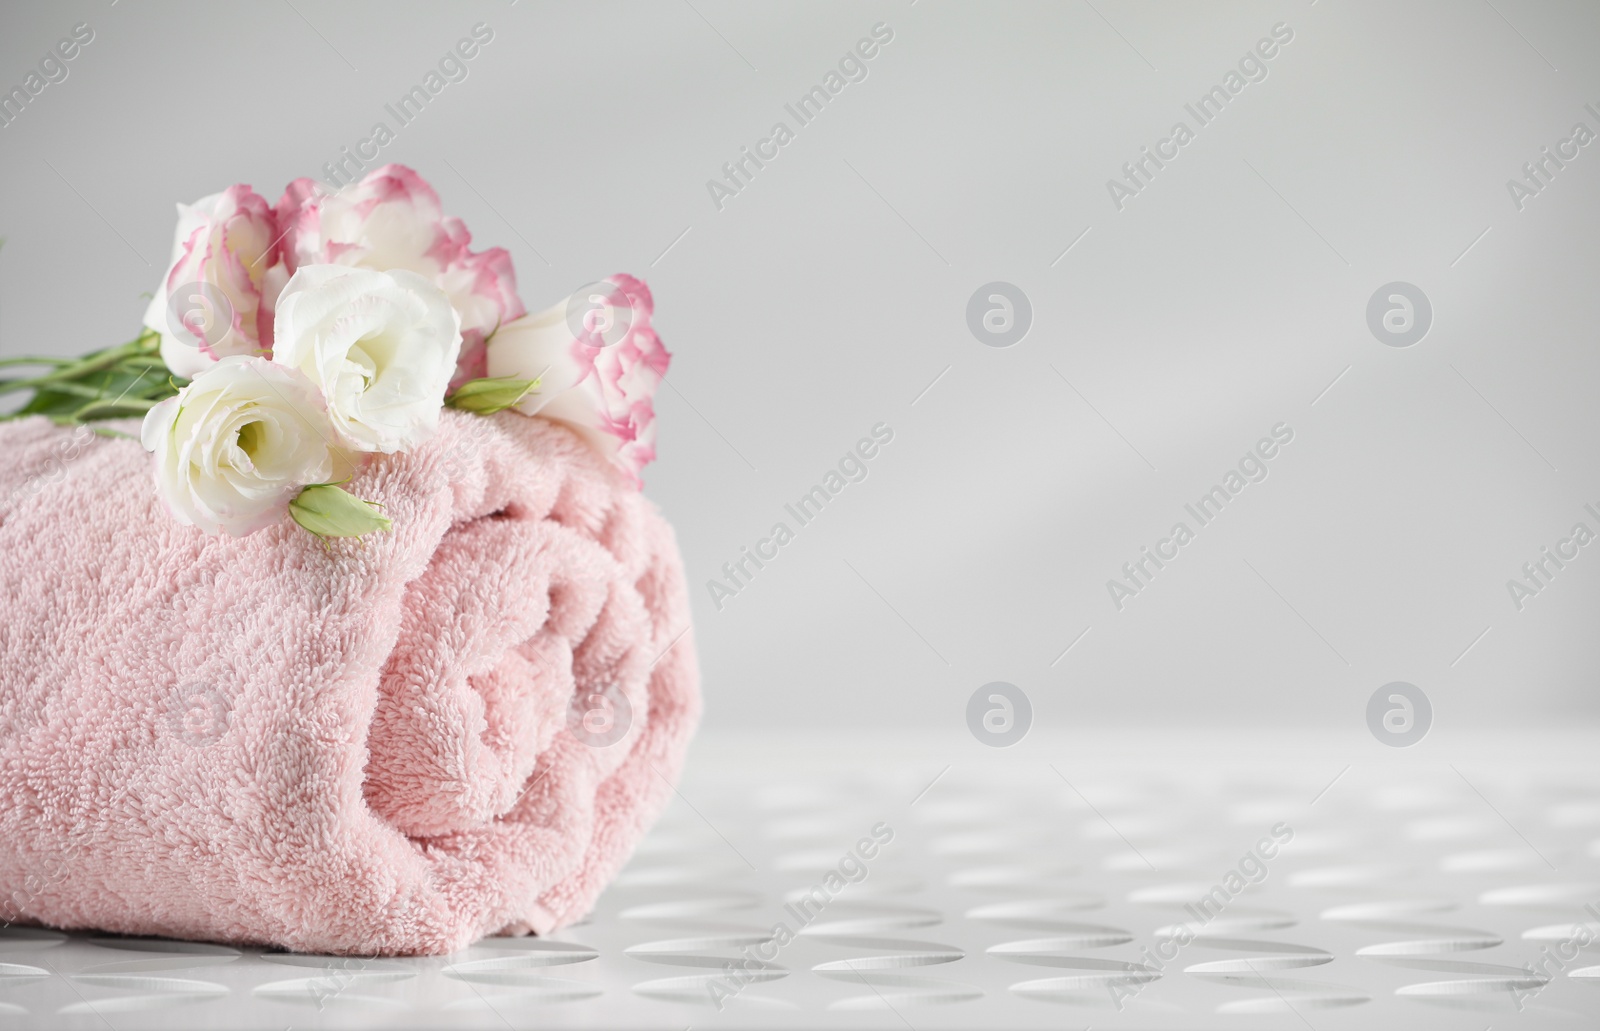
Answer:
xmin=0 ymin=410 xmax=699 ymax=955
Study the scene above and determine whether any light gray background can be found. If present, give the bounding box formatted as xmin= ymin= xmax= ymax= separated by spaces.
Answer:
xmin=2 ymin=0 xmax=1597 ymax=735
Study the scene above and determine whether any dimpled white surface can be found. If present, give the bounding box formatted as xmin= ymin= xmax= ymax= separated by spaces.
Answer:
xmin=1 ymin=731 xmax=1597 ymax=1030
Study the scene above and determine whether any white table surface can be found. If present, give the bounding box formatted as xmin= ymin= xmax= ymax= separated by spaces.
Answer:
xmin=2 ymin=729 xmax=1598 ymax=1029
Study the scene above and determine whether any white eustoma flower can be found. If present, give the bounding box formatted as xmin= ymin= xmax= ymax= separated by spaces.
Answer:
xmin=141 ymin=356 xmax=336 ymax=537
xmin=271 ymin=265 xmax=462 ymax=453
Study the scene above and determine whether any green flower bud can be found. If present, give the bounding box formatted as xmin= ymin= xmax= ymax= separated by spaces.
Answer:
xmin=289 ymin=484 xmax=392 ymax=539
xmin=445 ymin=376 xmax=541 ymax=415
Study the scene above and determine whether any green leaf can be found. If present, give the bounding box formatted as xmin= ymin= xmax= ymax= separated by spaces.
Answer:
xmin=85 ymin=367 xmax=157 ymax=399
xmin=288 ymin=484 xmax=393 ymax=540
xmin=445 ymin=375 xmax=540 ymax=415
xmin=16 ymin=389 xmax=88 ymax=417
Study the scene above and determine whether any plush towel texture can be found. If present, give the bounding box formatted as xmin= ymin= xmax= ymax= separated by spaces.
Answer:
xmin=0 ymin=411 xmax=699 ymax=955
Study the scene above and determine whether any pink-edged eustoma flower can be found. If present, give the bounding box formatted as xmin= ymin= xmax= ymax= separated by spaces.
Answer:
xmin=143 ymin=184 xmax=286 ymax=379
xmin=274 ymin=164 xmax=524 ymax=388
xmin=486 ymin=274 xmax=670 ymax=487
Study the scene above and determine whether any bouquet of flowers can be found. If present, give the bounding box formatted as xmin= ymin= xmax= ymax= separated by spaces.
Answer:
xmin=1 ymin=164 xmax=669 ymax=539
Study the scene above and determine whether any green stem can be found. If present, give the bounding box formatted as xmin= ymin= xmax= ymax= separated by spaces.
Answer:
xmin=0 ymin=329 xmax=174 ymax=426
xmin=34 ymin=337 xmax=151 ymax=385
xmin=30 ymin=381 xmax=106 ymax=400
xmin=0 ymin=335 xmax=157 ymax=394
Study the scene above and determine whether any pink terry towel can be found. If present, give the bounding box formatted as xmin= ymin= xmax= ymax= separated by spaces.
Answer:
xmin=0 ymin=410 xmax=699 ymax=955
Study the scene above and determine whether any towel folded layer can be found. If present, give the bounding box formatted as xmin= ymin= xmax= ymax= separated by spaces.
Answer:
xmin=0 ymin=411 xmax=699 ymax=955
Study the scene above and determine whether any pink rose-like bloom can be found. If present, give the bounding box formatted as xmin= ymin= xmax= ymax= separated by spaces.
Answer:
xmin=275 ymin=165 xmax=524 ymax=386
xmin=486 ymin=274 xmax=670 ymax=486
xmin=143 ymin=185 xmax=286 ymax=379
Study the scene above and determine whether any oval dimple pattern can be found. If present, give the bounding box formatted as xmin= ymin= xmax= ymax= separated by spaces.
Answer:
xmin=0 ymin=754 xmax=1594 ymax=1024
